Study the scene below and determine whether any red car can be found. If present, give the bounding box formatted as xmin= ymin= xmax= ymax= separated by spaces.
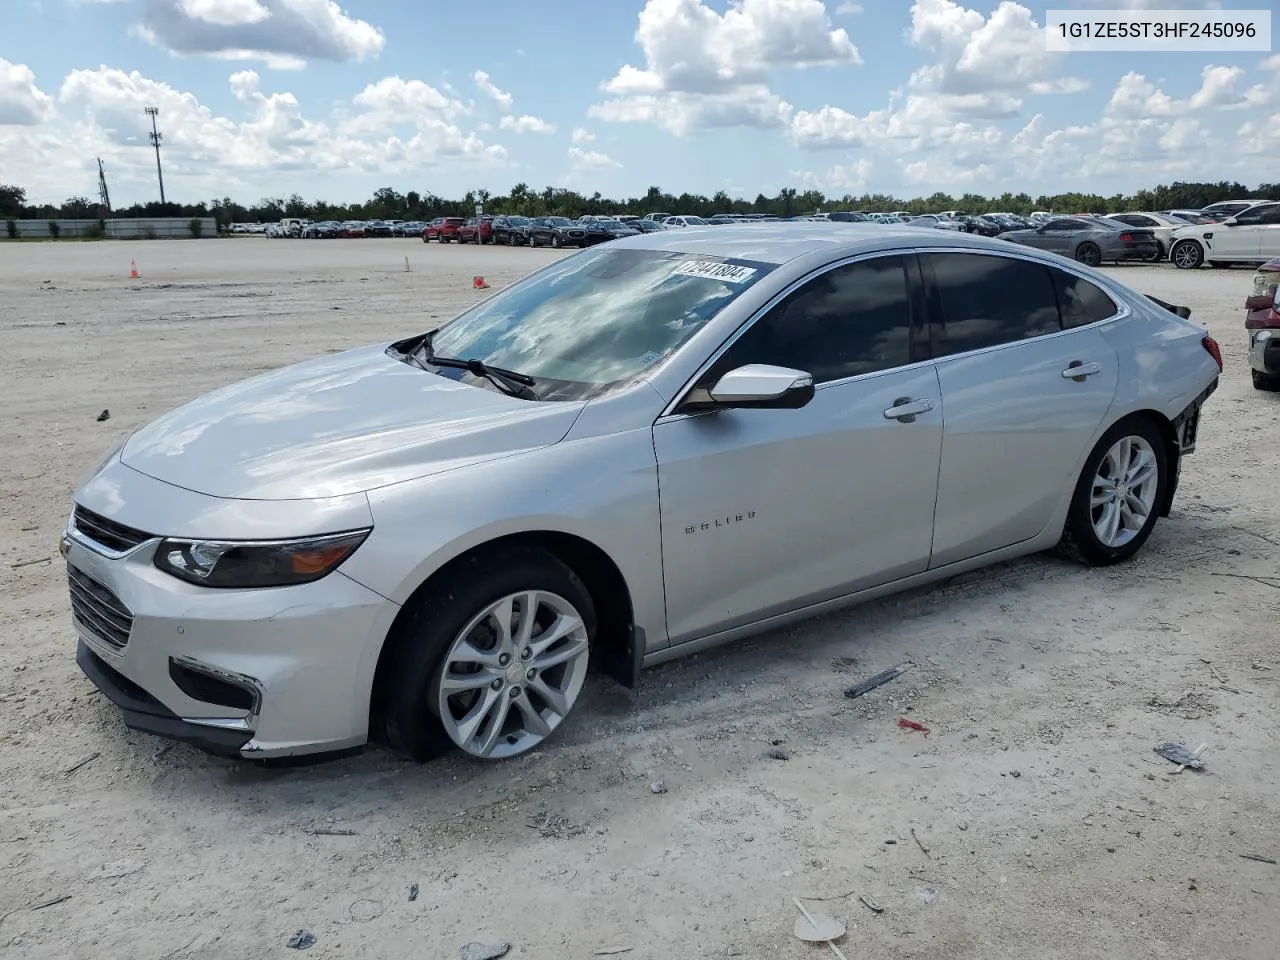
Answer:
xmin=456 ymin=216 xmax=494 ymax=244
xmin=1246 ymin=257 xmax=1280 ymax=391
xmin=422 ymin=217 xmax=466 ymax=243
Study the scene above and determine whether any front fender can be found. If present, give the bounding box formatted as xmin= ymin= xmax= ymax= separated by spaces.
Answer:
xmin=338 ymin=426 xmax=666 ymax=641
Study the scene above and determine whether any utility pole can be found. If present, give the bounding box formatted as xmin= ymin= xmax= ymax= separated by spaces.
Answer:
xmin=144 ymin=106 xmax=166 ymax=205
xmin=96 ymin=158 xmax=112 ymax=220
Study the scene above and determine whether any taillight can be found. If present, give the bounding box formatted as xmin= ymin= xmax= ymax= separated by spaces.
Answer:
xmin=1202 ymin=334 xmax=1223 ymax=372
xmin=1119 ymin=232 xmax=1134 ymax=242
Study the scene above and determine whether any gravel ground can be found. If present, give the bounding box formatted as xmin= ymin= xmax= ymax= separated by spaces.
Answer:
xmin=1 ymin=238 xmax=1277 ymax=960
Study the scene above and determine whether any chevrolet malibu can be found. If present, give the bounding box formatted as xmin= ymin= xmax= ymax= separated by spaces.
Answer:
xmin=65 ymin=226 xmax=1222 ymax=763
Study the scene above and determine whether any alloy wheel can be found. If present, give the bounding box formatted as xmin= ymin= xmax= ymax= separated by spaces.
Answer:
xmin=436 ymin=590 xmax=589 ymax=759
xmin=1173 ymin=241 xmax=1202 ymax=269
xmin=1090 ymin=435 xmax=1159 ymax=549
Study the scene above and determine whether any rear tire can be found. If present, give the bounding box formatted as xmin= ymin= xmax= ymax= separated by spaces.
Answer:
xmin=1057 ymin=416 xmax=1168 ymax=567
xmin=375 ymin=546 xmax=596 ymax=762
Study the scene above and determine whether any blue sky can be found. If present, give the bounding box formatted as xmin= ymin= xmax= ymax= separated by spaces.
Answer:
xmin=0 ymin=0 xmax=1276 ymax=207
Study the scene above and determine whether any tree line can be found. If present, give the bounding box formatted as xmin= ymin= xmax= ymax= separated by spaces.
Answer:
xmin=4 ymin=180 xmax=1280 ymax=228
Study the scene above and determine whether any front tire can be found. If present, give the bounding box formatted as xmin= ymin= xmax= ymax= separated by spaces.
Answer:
xmin=376 ymin=546 xmax=596 ymax=762
xmin=1171 ymin=240 xmax=1204 ymax=269
xmin=1057 ymin=417 xmax=1167 ymax=566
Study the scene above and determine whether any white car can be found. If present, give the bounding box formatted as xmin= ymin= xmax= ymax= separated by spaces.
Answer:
xmin=1168 ymin=201 xmax=1280 ymax=269
xmin=1201 ymin=198 xmax=1271 ymax=220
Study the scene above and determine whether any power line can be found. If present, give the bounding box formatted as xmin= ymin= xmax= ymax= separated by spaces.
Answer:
xmin=144 ymin=106 xmax=166 ymax=205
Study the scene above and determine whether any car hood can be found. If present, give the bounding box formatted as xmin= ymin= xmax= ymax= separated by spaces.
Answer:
xmin=120 ymin=344 xmax=584 ymax=501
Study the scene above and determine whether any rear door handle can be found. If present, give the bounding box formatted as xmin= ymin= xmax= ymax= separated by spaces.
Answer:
xmin=883 ymin=397 xmax=934 ymax=422
xmin=1062 ymin=361 xmax=1101 ymax=380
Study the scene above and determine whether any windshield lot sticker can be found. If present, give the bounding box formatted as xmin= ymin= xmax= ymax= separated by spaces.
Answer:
xmin=640 ymin=351 xmax=663 ymax=365
xmin=673 ymin=260 xmax=758 ymax=284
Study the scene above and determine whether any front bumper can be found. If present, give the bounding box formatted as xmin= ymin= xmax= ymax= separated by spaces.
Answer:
xmin=1249 ymin=330 xmax=1280 ymax=375
xmin=63 ymin=471 xmax=396 ymax=760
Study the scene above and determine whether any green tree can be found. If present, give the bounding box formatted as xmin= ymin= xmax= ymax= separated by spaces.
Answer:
xmin=0 ymin=183 xmax=25 ymax=217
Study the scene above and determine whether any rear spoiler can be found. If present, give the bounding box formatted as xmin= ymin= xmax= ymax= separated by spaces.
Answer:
xmin=1146 ymin=295 xmax=1192 ymax=320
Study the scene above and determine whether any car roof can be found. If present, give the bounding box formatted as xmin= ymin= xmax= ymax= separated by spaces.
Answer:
xmin=604 ymin=222 xmax=1014 ymax=265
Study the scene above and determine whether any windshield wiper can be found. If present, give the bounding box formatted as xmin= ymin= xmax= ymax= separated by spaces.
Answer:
xmin=412 ymin=330 xmax=538 ymax=400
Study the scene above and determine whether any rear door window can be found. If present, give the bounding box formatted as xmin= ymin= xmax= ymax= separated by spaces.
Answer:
xmin=924 ymin=253 xmax=1062 ymax=356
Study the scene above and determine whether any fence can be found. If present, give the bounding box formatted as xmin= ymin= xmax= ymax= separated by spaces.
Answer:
xmin=3 ymin=217 xmax=217 ymax=239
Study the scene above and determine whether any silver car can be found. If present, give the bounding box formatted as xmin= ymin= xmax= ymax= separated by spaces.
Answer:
xmin=65 ymin=227 xmax=1222 ymax=763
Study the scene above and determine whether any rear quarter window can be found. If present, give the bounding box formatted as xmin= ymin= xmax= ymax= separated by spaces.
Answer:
xmin=1051 ymin=269 xmax=1118 ymax=328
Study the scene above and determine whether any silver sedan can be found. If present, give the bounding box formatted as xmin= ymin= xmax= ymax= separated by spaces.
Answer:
xmin=66 ymin=226 xmax=1222 ymax=763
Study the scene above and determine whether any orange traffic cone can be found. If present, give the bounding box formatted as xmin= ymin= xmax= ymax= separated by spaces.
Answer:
xmin=129 ymin=260 xmax=139 ymax=279
xmin=472 ymin=275 xmax=490 ymax=289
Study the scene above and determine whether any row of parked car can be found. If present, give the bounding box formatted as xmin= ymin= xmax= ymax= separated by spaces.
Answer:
xmin=247 ymin=198 xmax=1280 ymax=270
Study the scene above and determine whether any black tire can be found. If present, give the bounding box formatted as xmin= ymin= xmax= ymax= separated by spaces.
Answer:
xmin=374 ymin=546 xmax=597 ymax=762
xmin=1074 ymin=242 xmax=1101 ymax=267
xmin=551 ymin=234 xmax=562 ymax=249
xmin=422 ymin=234 xmax=429 ymax=243
xmin=1254 ymin=369 xmax=1280 ymax=391
xmin=1171 ymin=239 xmax=1203 ymax=269
xmin=1057 ymin=416 xmax=1168 ymax=567
xmin=1144 ymin=241 xmax=1164 ymax=263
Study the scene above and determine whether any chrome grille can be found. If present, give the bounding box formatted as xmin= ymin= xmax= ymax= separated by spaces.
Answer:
xmin=68 ymin=565 xmax=133 ymax=650
xmin=73 ymin=506 xmax=151 ymax=554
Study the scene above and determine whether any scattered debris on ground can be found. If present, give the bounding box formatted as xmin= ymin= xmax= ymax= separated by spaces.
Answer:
xmin=844 ymin=665 xmax=908 ymax=700
xmin=285 ymin=930 xmax=315 ymax=950
xmin=460 ymin=942 xmax=511 ymax=960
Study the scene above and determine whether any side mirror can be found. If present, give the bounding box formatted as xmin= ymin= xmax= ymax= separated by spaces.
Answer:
xmin=1223 ymin=217 xmax=1239 ymax=226
xmin=706 ymin=364 xmax=815 ymax=410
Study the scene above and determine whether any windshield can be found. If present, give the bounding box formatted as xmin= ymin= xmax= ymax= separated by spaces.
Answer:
xmin=683 ymin=216 xmax=709 ymax=225
xmin=426 ymin=247 xmax=776 ymax=401
xmin=507 ymin=216 xmax=531 ymax=226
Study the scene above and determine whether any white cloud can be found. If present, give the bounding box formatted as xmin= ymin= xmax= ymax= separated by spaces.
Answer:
xmin=568 ymin=147 xmax=620 ymax=170
xmin=906 ymin=0 xmax=1085 ymax=114
xmin=0 ymin=66 xmax=507 ymax=205
xmin=499 ymin=114 xmax=555 ymax=134
xmin=592 ymin=0 xmax=859 ymax=134
xmin=0 ymin=58 xmax=56 ymax=125
xmin=560 ymin=145 xmax=621 ymax=187
xmin=571 ymin=127 xmax=595 ymax=144
xmin=179 ymin=0 xmax=270 ymax=25
xmin=131 ymin=0 xmax=385 ymax=67
xmin=472 ymin=70 xmax=513 ymax=112
xmin=592 ymin=85 xmax=793 ymax=135
xmin=835 ymin=2 xmax=862 ymax=13
xmin=790 ymin=158 xmax=872 ymax=192
xmin=1105 ymin=66 xmax=1257 ymax=118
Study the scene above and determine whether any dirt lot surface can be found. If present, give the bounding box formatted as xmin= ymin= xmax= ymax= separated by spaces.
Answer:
xmin=1 ymin=238 xmax=1277 ymax=960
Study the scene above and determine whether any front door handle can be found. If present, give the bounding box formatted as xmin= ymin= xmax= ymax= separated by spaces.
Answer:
xmin=883 ymin=397 xmax=934 ymax=422
xmin=1062 ymin=360 xmax=1101 ymax=381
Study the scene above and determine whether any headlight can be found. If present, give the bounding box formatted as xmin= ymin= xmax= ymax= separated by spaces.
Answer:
xmin=153 ymin=529 xmax=371 ymax=588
